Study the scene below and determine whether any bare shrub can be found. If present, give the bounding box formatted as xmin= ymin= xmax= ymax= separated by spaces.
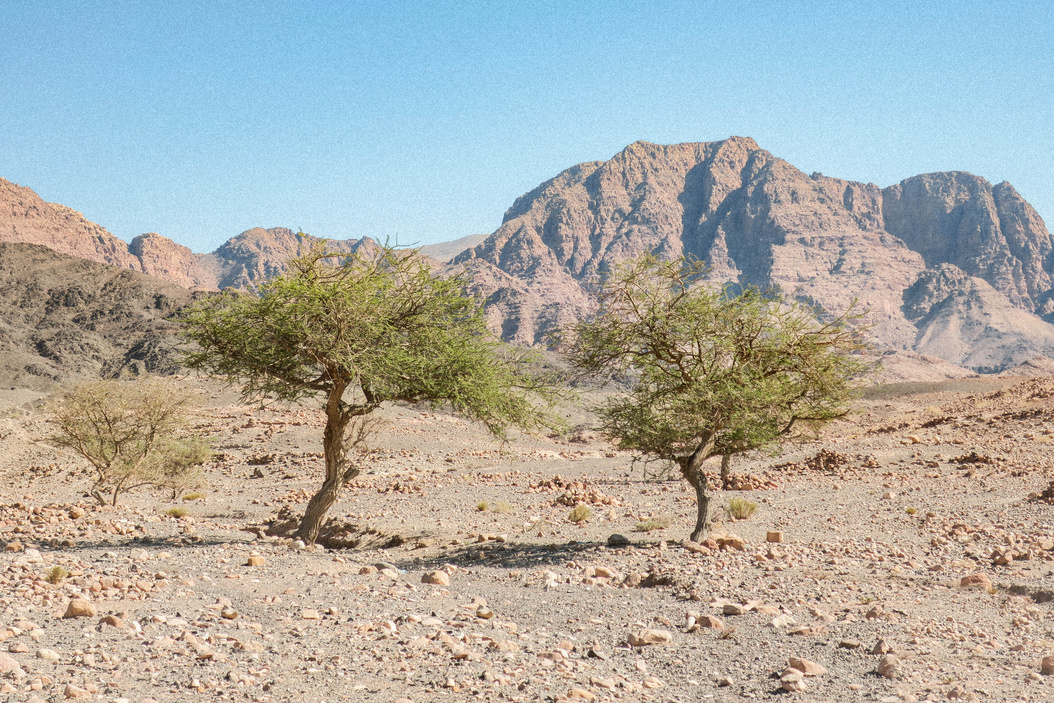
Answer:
xmin=47 ymin=379 xmax=210 ymax=506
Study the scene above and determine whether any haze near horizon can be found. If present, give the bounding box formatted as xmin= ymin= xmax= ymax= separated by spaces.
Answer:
xmin=1 ymin=1 xmax=1051 ymax=253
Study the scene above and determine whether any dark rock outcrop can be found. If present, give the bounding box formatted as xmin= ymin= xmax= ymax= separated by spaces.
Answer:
xmin=0 ymin=242 xmax=196 ymax=388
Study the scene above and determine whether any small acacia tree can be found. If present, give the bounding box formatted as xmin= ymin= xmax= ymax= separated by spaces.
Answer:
xmin=565 ymin=256 xmax=869 ymax=542
xmin=48 ymin=379 xmax=210 ymax=506
xmin=180 ymin=242 xmax=562 ymax=544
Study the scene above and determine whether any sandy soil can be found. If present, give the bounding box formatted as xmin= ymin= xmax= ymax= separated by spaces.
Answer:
xmin=0 ymin=374 xmax=1053 ymax=703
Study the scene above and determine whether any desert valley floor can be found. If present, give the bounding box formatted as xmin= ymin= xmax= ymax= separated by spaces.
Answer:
xmin=0 ymin=373 xmax=1053 ymax=702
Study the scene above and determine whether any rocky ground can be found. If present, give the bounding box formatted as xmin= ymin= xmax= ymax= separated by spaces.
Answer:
xmin=0 ymin=373 xmax=1053 ymax=702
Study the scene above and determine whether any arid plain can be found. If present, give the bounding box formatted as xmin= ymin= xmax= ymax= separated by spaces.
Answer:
xmin=0 ymin=369 xmax=1052 ymax=703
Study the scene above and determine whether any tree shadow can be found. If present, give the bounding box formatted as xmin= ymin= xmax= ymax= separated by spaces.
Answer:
xmin=382 ymin=537 xmax=633 ymax=572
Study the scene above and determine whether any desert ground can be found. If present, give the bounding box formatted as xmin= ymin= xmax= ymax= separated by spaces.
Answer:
xmin=0 ymin=372 xmax=1053 ymax=703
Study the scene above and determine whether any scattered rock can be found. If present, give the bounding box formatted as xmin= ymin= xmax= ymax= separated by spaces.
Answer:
xmin=0 ymin=653 xmax=24 ymax=676
xmin=960 ymin=573 xmax=992 ymax=589
xmin=877 ymin=654 xmax=901 ymax=679
xmin=63 ymin=599 xmax=95 ymax=618
xmin=63 ymin=684 xmax=92 ymax=699
xmin=788 ymin=657 xmax=827 ymax=676
xmin=872 ymin=638 xmax=895 ymax=655
xmin=780 ymin=669 xmax=807 ymax=692
xmin=627 ymin=629 xmax=672 ymax=647
xmin=422 ymin=570 xmax=450 ymax=586
xmin=98 ymin=614 xmax=126 ymax=629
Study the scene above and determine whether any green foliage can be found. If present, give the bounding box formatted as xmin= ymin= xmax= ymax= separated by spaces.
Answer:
xmin=476 ymin=501 xmax=489 ymax=512
xmin=47 ymin=379 xmax=210 ymax=506
xmin=564 ymin=254 xmax=869 ymax=540
xmin=567 ymin=256 xmax=869 ymax=465
xmin=180 ymin=240 xmax=563 ymax=542
xmin=568 ymin=504 xmax=592 ymax=523
xmin=166 ymin=506 xmax=189 ymax=518
xmin=181 ymin=492 xmax=204 ymax=501
xmin=181 ymin=242 xmax=562 ymax=440
xmin=726 ymin=497 xmax=757 ymax=520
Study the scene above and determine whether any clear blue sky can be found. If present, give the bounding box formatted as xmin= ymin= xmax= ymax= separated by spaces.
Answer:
xmin=2 ymin=1 xmax=1051 ymax=252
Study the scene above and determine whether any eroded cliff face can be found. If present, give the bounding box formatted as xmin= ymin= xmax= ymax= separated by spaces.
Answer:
xmin=453 ymin=137 xmax=1054 ymax=371
xmin=455 ymin=138 xmax=926 ymax=349
xmin=883 ymin=173 xmax=1054 ymax=315
xmin=0 ymin=242 xmax=196 ymax=388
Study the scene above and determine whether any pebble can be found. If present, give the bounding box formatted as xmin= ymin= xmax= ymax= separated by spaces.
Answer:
xmin=627 ymin=629 xmax=672 ymax=646
xmin=63 ymin=598 xmax=96 ymax=618
xmin=422 ymin=570 xmax=450 ymax=586
xmin=877 ymin=654 xmax=901 ymax=679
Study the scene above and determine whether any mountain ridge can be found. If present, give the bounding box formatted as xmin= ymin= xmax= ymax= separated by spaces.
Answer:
xmin=2 ymin=136 xmax=1052 ymax=373
xmin=451 ymin=137 xmax=1054 ymax=371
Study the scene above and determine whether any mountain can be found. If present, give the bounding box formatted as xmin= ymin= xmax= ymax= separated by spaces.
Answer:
xmin=415 ymin=233 xmax=489 ymax=263
xmin=0 ymin=242 xmax=196 ymax=389
xmin=0 ymin=178 xmax=370 ymax=291
xmin=452 ymin=138 xmax=1054 ymax=372
xmin=0 ymin=178 xmax=140 ymax=270
xmin=3 ymin=137 xmax=1053 ymax=374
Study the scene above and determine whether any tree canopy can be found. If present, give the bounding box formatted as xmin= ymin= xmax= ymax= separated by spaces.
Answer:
xmin=565 ymin=255 xmax=870 ymax=541
xmin=181 ymin=241 xmax=562 ymax=543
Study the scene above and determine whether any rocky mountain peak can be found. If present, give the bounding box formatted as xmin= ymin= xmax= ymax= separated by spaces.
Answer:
xmin=451 ymin=137 xmax=1054 ymax=372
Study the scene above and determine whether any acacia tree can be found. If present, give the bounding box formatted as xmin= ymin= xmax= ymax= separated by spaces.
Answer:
xmin=565 ymin=256 xmax=869 ymax=542
xmin=181 ymin=242 xmax=561 ymax=544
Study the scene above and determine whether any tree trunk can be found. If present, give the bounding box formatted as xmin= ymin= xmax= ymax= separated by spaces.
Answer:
xmin=689 ymin=473 xmax=711 ymax=543
xmin=680 ymin=432 xmax=716 ymax=543
xmin=297 ymin=474 xmax=342 ymax=544
xmin=296 ymin=382 xmax=351 ymax=544
xmin=720 ymin=454 xmax=731 ymax=489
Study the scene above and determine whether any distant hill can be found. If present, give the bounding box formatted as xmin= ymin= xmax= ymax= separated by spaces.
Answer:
xmin=414 ymin=233 xmax=488 ymax=263
xmin=0 ymin=178 xmax=371 ymax=291
xmin=0 ymin=242 xmax=196 ymax=389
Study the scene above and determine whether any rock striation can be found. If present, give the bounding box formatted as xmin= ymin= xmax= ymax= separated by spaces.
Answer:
xmin=0 ymin=242 xmax=196 ymax=388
